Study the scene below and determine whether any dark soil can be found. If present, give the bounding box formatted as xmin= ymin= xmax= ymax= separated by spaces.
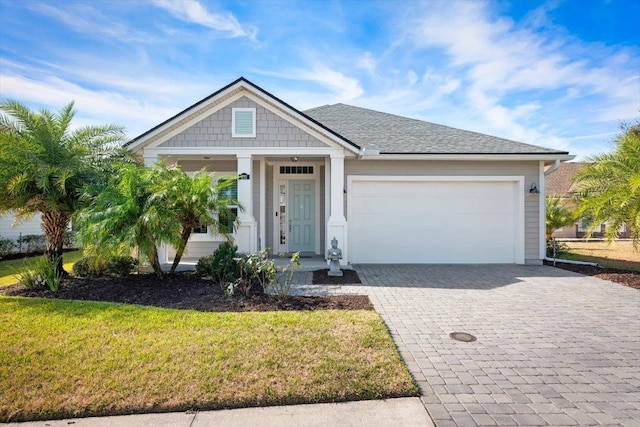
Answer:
xmin=312 ymin=269 xmax=362 ymax=285
xmin=0 ymin=271 xmax=374 ymax=312
xmin=544 ymin=260 xmax=640 ymax=290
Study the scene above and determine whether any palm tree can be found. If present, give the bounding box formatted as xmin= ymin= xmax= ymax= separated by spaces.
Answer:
xmin=546 ymin=196 xmax=575 ymax=239
xmin=0 ymin=100 xmax=125 ymax=273
xmin=573 ymin=122 xmax=640 ymax=246
xmin=151 ymin=164 xmax=241 ymax=273
xmin=78 ymin=164 xmax=180 ymax=276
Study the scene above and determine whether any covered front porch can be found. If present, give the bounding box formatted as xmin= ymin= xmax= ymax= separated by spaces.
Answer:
xmin=143 ymin=149 xmax=350 ymax=266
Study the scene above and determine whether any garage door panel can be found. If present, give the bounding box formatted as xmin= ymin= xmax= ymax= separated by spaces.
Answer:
xmin=348 ymin=178 xmax=522 ymax=264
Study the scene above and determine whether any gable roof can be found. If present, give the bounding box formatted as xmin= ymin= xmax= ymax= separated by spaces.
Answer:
xmin=126 ymin=77 xmax=360 ymax=153
xmin=304 ymin=103 xmax=569 ymax=155
xmin=546 ymin=162 xmax=586 ymax=197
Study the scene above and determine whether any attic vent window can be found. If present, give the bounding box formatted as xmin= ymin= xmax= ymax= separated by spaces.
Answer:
xmin=232 ymin=108 xmax=256 ymax=138
xmin=280 ymin=166 xmax=314 ymax=174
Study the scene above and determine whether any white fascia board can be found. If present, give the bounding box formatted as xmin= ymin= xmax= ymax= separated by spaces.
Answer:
xmin=362 ymin=153 xmax=576 ymax=161
xmin=144 ymin=146 xmax=348 ymax=157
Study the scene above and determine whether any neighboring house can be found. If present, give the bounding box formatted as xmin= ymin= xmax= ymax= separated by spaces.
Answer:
xmin=127 ymin=77 xmax=573 ymax=265
xmin=546 ymin=162 xmax=631 ymax=239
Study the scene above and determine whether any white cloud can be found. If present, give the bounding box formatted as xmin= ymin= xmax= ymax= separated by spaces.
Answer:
xmin=32 ymin=3 xmax=158 ymax=43
xmin=152 ymin=0 xmax=257 ymax=40
xmin=0 ymin=74 xmax=177 ymax=137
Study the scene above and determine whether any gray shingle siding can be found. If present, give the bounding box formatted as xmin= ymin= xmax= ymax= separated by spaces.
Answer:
xmin=159 ymin=97 xmax=328 ymax=149
xmin=305 ymin=103 xmax=567 ymax=155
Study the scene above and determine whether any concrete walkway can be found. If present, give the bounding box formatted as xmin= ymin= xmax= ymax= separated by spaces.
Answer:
xmin=3 ymin=398 xmax=432 ymax=427
xmin=294 ymin=264 xmax=640 ymax=426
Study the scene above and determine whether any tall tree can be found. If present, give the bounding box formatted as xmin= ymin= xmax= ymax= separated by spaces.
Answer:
xmin=150 ymin=164 xmax=240 ymax=273
xmin=0 ymin=100 xmax=125 ymax=272
xmin=573 ymin=122 xmax=640 ymax=246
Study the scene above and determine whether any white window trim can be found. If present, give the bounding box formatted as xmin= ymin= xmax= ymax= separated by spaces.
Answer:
xmin=232 ymin=108 xmax=256 ymax=138
xmin=188 ymin=171 xmax=238 ymax=242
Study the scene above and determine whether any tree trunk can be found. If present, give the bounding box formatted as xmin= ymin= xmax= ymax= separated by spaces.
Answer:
xmin=41 ymin=209 xmax=70 ymax=275
xmin=170 ymin=226 xmax=192 ymax=274
xmin=149 ymin=244 xmax=164 ymax=277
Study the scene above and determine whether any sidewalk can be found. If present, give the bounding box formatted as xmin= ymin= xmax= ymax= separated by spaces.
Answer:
xmin=3 ymin=398 xmax=434 ymax=427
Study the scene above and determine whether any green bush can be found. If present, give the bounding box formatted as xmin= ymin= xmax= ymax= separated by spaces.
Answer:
xmin=195 ymin=242 xmax=240 ymax=289
xmin=72 ymin=256 xmax=137 ymax=277
xmin=546 ymin=238 xmax=570 ymax=258
xmin=234 ymin=250 xmax=277 ymax=296
xmin=104 ymin=256 xmax=137 ymax=276
xmin=18 ymin=256 xmax=62 ymax=292
xmin=0 ymin=236 xmax=16 ymax=258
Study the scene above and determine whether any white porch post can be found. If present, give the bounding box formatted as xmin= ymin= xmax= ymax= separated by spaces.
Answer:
xmin=326 ymin=153 xmax=348 ymax=264
xmin=143 ymin=152 xmax=168 ymax=264
xmin=236 ymin=155 xmax=257 ymax=253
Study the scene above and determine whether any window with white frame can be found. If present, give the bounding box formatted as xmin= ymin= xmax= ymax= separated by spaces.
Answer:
xmin=190 ymin=172 xmax=238 ymax=235
xmin=232 ymin=108 xmax=256 ymax=138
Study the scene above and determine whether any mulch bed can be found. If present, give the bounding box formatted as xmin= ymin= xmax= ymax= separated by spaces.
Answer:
xmin=544 ymin=260 xmax=640 ymax=290
xmin=312 ymin=269 xmax=362 ymax=285
xmin=0 ymin=271 xmax=373 ymax=312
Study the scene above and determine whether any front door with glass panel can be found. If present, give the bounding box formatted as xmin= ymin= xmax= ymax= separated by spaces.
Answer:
xmin=287 ymin=180 xmax=315 ymax=253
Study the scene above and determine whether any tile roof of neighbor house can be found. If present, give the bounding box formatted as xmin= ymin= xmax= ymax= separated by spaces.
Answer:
xmin=304 ymin=103 xmax=569 ymax=155
xmin=546 ymin=162 xmax=586 ymax=197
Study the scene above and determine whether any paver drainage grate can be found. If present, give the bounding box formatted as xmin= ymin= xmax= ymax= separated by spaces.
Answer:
xmin=449 ymin=332 xmax=477 ymax=342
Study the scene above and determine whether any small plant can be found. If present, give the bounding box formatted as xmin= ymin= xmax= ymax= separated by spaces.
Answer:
xmin=271 ymin=252 xmax=300 ymax=299
xmin=210 ymin=242 xmax=240 ymax=288
xmin=72 ymin=256 xmax=105 ymax=277
xmin=546 ymin=238 xmax=570 ymax=258
xmin=18 ymin=256 xmax=62 ymax=292
xmin=63 ymin=231 xmax=76 ymax=249
xmin=0 ymin=236 xmax=16 ymax=258
xmin=104 ymin=256 xmax=138 ymax=277
xmin=234 ymin=250 xmax=277 ymax=296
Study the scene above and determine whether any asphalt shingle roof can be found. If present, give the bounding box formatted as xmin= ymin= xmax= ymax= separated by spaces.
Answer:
xmin=546 ymin=162 xmax=586 ymax=197
xmin=304 ymin=103 xmax=568 ymax=155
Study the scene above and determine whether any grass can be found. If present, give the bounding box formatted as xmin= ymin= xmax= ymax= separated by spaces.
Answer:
xmin=558 ymin=240 xmax=640 ymax=271
xmin=0 ymin=297 xmax=418 ymax=422
xmin=0 ymin=250 xmax=83 ymax=287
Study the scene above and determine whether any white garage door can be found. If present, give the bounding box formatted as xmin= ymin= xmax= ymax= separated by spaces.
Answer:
xmin=348 ymin=177 xmax=524 ymax=264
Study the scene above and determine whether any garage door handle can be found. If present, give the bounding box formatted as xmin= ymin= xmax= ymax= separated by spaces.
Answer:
xmin=289 ymin=220 xmax=291 ymax=232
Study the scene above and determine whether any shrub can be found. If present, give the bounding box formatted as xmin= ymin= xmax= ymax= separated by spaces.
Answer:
xmin=271 ymin=252 xmax=300 ymax=299
xmin=18 ymin=256 xmax=62 ymax=292
xmin=0 ymin=236 xmax=16 ymax=258
xmin=104 ymin=256 xmax=138 ymax=277
xmin=72 ymin=255 xmax=137 ymax=277
xmin=197 ymin=242 xmax=240 ymax=289
xmin=63 ymin=231 xmax=76 ymax=249
xmin=234 ymin=250 xmax=277 ymax=296
xmin=17 ymin=234 xmax=46 ymax=253
xmin=546 ymin=238 xmax=570 ymax=258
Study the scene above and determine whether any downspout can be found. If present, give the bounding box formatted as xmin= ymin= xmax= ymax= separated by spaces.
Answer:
xmin=544 ymin=159 xmax=560 ymax=176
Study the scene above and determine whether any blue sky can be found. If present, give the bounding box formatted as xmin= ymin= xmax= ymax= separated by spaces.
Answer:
xmin=0 ymin=0 xmax=638 ymax=160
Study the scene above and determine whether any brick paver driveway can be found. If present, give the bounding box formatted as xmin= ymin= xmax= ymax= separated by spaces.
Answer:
xmin=295 ymin=265 xmax=640 ymax=426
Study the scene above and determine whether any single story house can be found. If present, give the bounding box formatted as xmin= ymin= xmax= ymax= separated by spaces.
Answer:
xmin=546 ymin=162 xmax=631 ymax=239
xmin=127 ymin=77 xmax=574 ymax=265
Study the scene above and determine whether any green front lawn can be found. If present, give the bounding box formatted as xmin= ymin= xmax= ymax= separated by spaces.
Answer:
xmin=0 ymin=250 xmax=83 ymax=287
xmin=0 ymin=297 xmax=418 ymax=422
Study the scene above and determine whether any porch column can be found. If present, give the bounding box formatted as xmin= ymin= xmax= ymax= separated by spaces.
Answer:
xmin=327 ymin=153 xmax=348 ymax=265
xmin=236 ymin=155 xmax=257 ymax=253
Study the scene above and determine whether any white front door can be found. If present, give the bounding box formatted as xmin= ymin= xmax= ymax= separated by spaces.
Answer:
xmin=288 ymin=180 xmax=315 ymax=253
